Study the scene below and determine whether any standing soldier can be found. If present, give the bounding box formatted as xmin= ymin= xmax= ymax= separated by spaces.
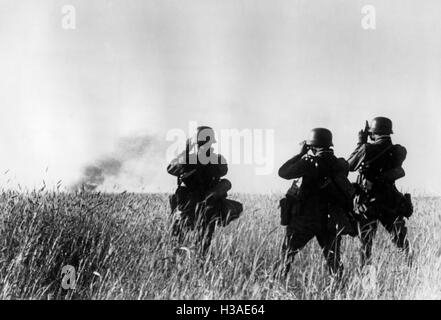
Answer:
xmin=167 ymin=126 xmax=243 ymax=255
xmin=348 ymin=117 xmax=413 ymax=266
xmin=279 ymin=128 xmax=354 ymax=277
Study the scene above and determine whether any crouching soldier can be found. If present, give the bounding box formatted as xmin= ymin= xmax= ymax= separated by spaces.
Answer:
xmin=167 ymin=126 xmax=243 ymax=255
xmin=348 ymin=117 xmax=413 ymax=266
xmin=278 ymin=128 xmax=355 ymax=277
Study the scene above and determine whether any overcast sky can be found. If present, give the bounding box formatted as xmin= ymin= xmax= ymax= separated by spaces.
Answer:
xmin=0 ymin=0 xmax=440 ymax=194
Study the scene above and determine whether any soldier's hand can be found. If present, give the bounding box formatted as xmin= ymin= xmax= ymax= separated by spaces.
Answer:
xmin=358 ymin=120 xmax=370 ymax=144
xmin=299 ymin=140 xmax=309 ymax=155
xmin=358 ymin=129 xmax=368 ymax=144
xmin=180 ymin=168 xmax=197 ymax=180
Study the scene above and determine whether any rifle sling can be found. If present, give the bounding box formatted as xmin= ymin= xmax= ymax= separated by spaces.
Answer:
xmin=364 ymin=144 xmax=394 ymax=167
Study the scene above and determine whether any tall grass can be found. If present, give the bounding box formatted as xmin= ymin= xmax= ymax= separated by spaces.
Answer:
xmin=0 ymin=190 xmax=440 ymax=299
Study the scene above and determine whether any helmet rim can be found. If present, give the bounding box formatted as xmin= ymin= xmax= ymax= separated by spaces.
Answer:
xmin=307 ymin=128 xmax=334 ymax=147
xmin=369 ymin=117 xmax=393 ymax=135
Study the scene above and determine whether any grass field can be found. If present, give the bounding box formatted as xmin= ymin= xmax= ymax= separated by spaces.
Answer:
xmin=0 ymin=190 xmax=440 ymax=299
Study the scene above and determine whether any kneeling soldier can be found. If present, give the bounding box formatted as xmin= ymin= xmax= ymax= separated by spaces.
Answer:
xmin=167 ymin=126 xmax=243 ymax=255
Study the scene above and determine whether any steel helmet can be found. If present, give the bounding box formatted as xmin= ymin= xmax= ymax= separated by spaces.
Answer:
xmin=369 ymin=117 xmax=393 ymax=135
xmin=307 ymin=128 xmax=333 ymax=147
xmin=196 ymin=126 xmax=216 ymax=146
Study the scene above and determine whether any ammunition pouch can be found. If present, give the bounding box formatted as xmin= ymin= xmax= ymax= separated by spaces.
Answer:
xmin=280 ymin=194 xmax=301 ymax=226
xmin=279 ymin=196 xmax=291 ymax=226
xmin=353 ymin=181 xmax=413 ymax=219
xmin=396 ymin=192 xmax=413 ymax=218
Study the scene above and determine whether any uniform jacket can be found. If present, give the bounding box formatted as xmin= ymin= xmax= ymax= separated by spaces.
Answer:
xmin=167 ymin=148 xmax=228 ymax=193
xmin=348 ymin=136 xmax=407 ymax=204
xmin=279 ymin=149 xmax=349 ymax=201
xmin=348 ymin=136 xmax=406 ymax=183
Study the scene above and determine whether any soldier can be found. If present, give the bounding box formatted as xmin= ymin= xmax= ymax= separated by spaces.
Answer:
xmin=167 ymin=126 xmax=243 ymax=255
xmin=348 ymin=117 xmax=412 ymax=266
xmin=279 ymin=128 xmax=353 ymax=277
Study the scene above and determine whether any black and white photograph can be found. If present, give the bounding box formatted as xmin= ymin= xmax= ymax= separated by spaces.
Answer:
xmin=0 ymin=0 xmax=440 ymax=306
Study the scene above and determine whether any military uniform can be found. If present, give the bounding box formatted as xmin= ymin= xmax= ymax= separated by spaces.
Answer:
xmin=279 ymin=148 xmax=349 ymax=275
xmin=348 ymin=134 xmax=409 ymax=265
xmin=168 ymin=147 xmax=242 ymax=254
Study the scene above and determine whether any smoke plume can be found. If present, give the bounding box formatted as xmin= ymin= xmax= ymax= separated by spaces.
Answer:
xmin=72 ymin=134 xmax=165 ymax=192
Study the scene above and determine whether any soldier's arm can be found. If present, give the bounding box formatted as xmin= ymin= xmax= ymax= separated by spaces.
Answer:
xmin=347 ymin=144 xmax=367 ymax=172
xmin=166 ymin=150 xmax=187 ymax=177
xmin=278 ymin=154 xmax=314 ymax=180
